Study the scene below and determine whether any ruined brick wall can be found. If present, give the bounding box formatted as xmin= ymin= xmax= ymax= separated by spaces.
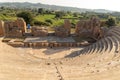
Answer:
xmin=55 ymin=19 xmax=71 ymax=37
xmin=64 ymin=19 xmax=71 ymax=34
xmin=55 ymin=26 xmax=70 ymax=37
xmin=31 ymin=27 xmax=48 ymax=37
xmin=0 ymin=20 xmax=4 ymax=36
xmin=4 ymin=18 xmax=26 ymax=37
xmin=15 ymin=18 xmax=26 ymax=33
xmin=75 ymin=17 xmax=103 ymax=39
xmin=4 ymin=21 xmax=23 ymax=37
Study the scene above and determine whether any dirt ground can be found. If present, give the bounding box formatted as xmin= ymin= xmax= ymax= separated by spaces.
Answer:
xmin=1 ymin=37 xmax=120 ymax=80
xmin=24 ymin=47 xmax=81 ymax=59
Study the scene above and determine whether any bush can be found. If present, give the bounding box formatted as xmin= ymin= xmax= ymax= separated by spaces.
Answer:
xmin=45 ymin=19 xmax=53 ymax=24
xmin=34 ymin=20 xmax=50 ymax=26
xmin=55 ymin=11 xmax=66 ymax=19
xmin=106 ymin=18 xmax=116 ymax=27
xmin=17 ymin=11 xmax=33 ymax=24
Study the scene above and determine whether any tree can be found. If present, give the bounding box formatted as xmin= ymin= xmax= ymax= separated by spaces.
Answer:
xmin=73 ymin=12 xmax=79 ymax=17
xmin=106 ymin=18 xmax=116 ymax=27
xmin=17 ymin=11 xmax=33 ymax=25
xmin=38 ymin=8 xmax=45 ymax=14
xmin=55 ymin=11 xmax=66 ymax=19
xmin=1 ymin=6 xmax=5 ymax=10
xmin=45 ymin=19 xmax=53 ymax=24
xmin=34 ymin=20 xmax=50 ymax=26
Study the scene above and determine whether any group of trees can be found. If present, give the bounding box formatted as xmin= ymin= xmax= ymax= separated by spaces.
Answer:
xmin=17 ymin=11 xmax=34 ymax=24
xmin=17 ymin=11 xmax=116 ymax=27
xmin=106 ymin=18 xmax=116 ymax=27
xmin=0 ymin=7 xmax=118 ymax=27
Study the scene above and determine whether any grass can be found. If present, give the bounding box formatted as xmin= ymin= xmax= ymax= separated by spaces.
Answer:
xmin=35 ymin=14 xmax=55 ymax=22
xmin=0 ymin=14 xmax=16 ymax=21
xmin=0 ymin=12 xmax=80 ymax=27
xmin=34 ymin=14 xmax=65 ymax=26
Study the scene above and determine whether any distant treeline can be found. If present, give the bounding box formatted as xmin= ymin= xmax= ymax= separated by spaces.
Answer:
xmin=0 ymin=6 xmax=119 ymax=27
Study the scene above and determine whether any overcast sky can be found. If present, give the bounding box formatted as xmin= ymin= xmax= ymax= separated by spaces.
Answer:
xmin=0 ymin=0 xmax=120 ymax=11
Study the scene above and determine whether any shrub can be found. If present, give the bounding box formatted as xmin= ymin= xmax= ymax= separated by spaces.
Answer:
xmin=106 ymin=18 xmax=116 ymax=27
xmin=45 ymin=19 xmax=53 ymax=24
xmin=34 ymin=20 xmax=50 ymax=26
xmin=17 ymin=11 xmax=33 ymax=24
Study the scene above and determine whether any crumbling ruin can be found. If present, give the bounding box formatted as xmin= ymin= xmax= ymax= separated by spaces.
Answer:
xmin=31 ymin=26 xmax=48 ymax=37
xmin=55 ymin=19 xmax=71 ymax=37
xmin=4 ymin=18 xmax=26 ymax=37
xmin=1 ymin=17 xmax=105 ymax=48
xmin=75 ymin=17 xmax=103 ymax=40
xmin=0 ymin=20 xmax=4 ymax=36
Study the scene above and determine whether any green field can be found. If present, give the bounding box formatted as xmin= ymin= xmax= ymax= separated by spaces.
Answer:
xmin=34 ymin=14 xmax=65 ymax=26
xmin=0 ymin=14 xmax=16 ymax=21
xmin=0 ymin=7 xmax=119 ymax=29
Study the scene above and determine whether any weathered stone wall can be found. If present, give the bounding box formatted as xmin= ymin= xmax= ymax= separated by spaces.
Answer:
xmin=64 ymin=19 xmax=71 ymax=34
xmin=55 ymin=26 xmax=70 ymax=37
xmin=0 ymin=20 xmax=4 ymax=36
xmin=55 ymin=19 xmax=71 ymax=37
xmin=31 ymin=27 xmax=48 ymax=37
xmin=75 ymin=17 xmax=103 ymax=39
xmin=15 ymin=18 xmax=27 ymax=33
xmin=4 ymin=18 xmax=26 ymax=37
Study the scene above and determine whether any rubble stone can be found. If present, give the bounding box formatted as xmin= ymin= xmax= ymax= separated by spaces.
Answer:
xmin=0 ymin=20 xmax=4 ymax=36
xmin=75 ymin=17 xmax=103 ymax=39
xmin=4 ymin=18 xmax=26 ymax=37
xmin=31 ymin=26 xmax=48 ymax=37
xmin=55 ymin=19 xmax=71 ymax=37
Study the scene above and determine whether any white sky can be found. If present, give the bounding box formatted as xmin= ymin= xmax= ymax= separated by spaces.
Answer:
xmin=0 ymin=0 xmax=120 ymax=11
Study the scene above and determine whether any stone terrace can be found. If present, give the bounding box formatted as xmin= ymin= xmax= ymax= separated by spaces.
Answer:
xmin=24 ymin=36 xmax=75 ymax=43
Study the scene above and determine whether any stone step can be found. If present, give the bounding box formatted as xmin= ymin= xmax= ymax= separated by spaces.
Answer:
xmin=88 ymin=43 xmax=97 ymax=54
xmin=83 ymin=44 xmax=94 ymax=55
xmin=80 ymin=44 xmax=98 ymax=58
xmin=99 ymin=38 xmax=106 ymax=54
xmin=98 ymin=39 xmax=104 ymax=53
xmin=108 ymin=27 xmax=120 ymax=37
xmin=85 ymin=45 xmax=93 ymax=54
xmin=89 ymin=38 xmax=109 ymax=61
xmin=108 ymin=27 xmax=120 ymax=32
xmin=78 ymin=45 xmax=93 ymax=55
xmin=107 ymin=37 xmax=113 ymax=52
xmin=111 ymin=36 xmax=119 ymax=53
xmin=102 ymin=37 xmax=113 ymax=53
xmin=89 ymin=42 xmax=98 ymax=54
xmin=106 ymin=27 xmax=119 ymax=36
xmin=65 ymin=44 xmax=98 ymax=64
xmin=112 ymin=30 xmax=120 ymax=37
xmin=84 ymin=42 xmax=101 ymax=61
xmin=113 ymin=27 xmax=120 ymax=30
xmin=103 ymin=38 xmax=110 ymax=52
xmin=110 ymin=31 xmax=120 ymax=41
xmin=73 ymin=45 xmax=93 ymax=59
xmin=92 ymin=42 xmax=100 ymax=54
xmin=80 ymin=46 xmax=90 ymax=55
xmin=108 ymin=31 xmax=120 ymax=53
xmin=107 ymin=37 xmax=116 ymax=53
xmin=101 ymin=37 xmax=117 ymax=60
xmin=87 ymin=38 xmax=108 ymax=61
xmin=89 ymin=40 xmax=105 ymax=55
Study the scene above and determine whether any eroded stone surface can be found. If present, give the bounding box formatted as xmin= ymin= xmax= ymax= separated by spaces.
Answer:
xmin=31 ymin=26 xmax=48 ymax=37
xmin=4 ymin=18 xmax=26 ymax=37
xmin=55 ymin=19 xmax=71 ymax=37
xmin=75 ymin=17 xmax=103 ymax=39
xmin=0 ymin=20 xmax=4 ymax=36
